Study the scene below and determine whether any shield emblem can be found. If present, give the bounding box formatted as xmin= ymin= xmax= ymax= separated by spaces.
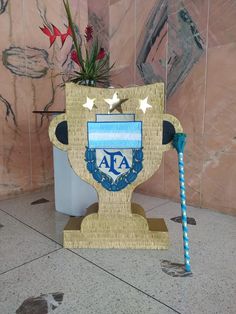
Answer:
xmin=85 ymin=114 xmax=143 ymax=191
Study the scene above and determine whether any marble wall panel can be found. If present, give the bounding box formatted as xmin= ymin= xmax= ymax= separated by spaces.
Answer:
xmin=164 ymin=134 xmax=204 ymax=206
xmin=168 ymin=0 xmax=208 ymax=39
xmin=24 ymin=0 xmax=65 ymax=190
xmin=201 ymin=41 xmax=236 ymax=212
xmin=166 ymin=54 xmax=207 ymax=136
xmin=0 ymin=0 xmax=88 ymax=199
xmin=0 ymin=80 xmax=32 ymax=199
xmin=88 ymin=0 xmax=109 ymax=50
xmin=0 ymin=0 xmax=32 ymax=198
xmin=76 ymin=0 xmax=89 ymax=36
xmin=23 ymin=81 xmax=53 ymax=189
xmin=135 ymin=0 xmax=168 ymax=86
xmin=110 ymin=64 xmax=135 ymax=88
xmin=204 ymin=44 xmax=236 ymax=137
xmin=201 ymin=152 xmax=236 ymax=215
xmin=208 ymin=0 xmax=236 ymax=48
xmin=109 ymin=0 xmax=135 ymax=87
xmin=158 ymin=1 xmax=207 ymax=207
xmin=167 ymin=1 xmax=207 ymax=99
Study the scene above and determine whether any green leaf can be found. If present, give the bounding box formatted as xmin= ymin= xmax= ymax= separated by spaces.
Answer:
xmin=63 ymin=0 xmax=85 ymax=71
xmin=63 ymin=1 xmax=115 ymax=87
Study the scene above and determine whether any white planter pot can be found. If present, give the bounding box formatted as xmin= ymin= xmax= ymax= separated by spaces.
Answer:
xmin=53 ymin=146 xmax=98 ymax=216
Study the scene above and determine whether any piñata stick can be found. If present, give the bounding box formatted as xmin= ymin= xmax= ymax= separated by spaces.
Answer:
xmin=173 ymin=133 xmax=191 ymax=272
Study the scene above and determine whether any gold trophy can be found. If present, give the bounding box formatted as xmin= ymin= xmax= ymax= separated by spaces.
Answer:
xmin=49 ymin=83 xmax=182 ymax=249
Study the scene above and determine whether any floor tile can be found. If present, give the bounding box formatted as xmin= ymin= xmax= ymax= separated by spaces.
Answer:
xmin=0 ymin=210 xmax=60 ymax=274
xmin=0 ymin=188 xmax=68 ymax=244
xmin=1 ymin=189 xmax=236 ymax=313
xmin=132 ymin=192 xmax=169 ymax=211
xmin=0 ymin=249 xmax=175 ymax=314
xmin=73 ymin=202 xmax=236 ymax=314
xmin=0 ymin=189 xmax=169 ymax=245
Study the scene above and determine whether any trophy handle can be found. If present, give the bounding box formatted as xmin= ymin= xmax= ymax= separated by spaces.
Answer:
xmin=49 ymin=114 xmax=68 ymax=152
xmin=162 ymin=113 xmax=183 ymax=152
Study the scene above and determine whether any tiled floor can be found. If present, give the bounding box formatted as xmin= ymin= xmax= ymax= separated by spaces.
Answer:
xmin=0 ymin=188 xmax=236 ymax=314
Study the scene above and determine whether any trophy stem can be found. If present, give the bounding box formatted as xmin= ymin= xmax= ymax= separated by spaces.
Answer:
xmin=97 ymin=190 xmax=133 ymax=216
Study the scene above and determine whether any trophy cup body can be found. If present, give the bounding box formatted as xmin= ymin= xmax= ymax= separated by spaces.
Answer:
xmin=49 ymin=83 xmax=182 ymax=249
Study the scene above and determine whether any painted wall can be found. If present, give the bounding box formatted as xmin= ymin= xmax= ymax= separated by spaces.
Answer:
xmin=0 ymin=0 xmax=236 ymax=215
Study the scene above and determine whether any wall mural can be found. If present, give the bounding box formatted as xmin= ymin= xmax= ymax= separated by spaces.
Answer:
xmin=167 ymin=7 xmax=204 ymax=97
xmin=136 ymin=0 xmax=204 ymax=97
xmin=0 ymin=94 xmax=16 ymax=125
xmin=0 ymin=0 xmax=8 ymax=15
xmin=136 ymin=0 xmax=168 ymax=85
xmin=2 ymin=46 xmax=50 ymax=78
xmin=88 ymin=12 xmax=109 ymax=47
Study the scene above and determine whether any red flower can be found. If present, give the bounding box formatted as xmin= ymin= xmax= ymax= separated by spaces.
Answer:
xmin=52 ymin=24 xmax=61 ymax=36
xmin=40 ymin=24 xmax=61 ymax=47
xmin=96 ymin=48 xmax=106 ymax=60
xmin=61 ymin=26 xmax=72 ymax=46
xmin=85 ymin=25 xmax=93 ymax=42
xmin=71 ymin=50 xmax=80 ymax=66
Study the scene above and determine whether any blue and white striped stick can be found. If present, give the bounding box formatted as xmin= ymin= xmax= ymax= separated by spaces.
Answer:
xmin=173 ymin=133 xmax=191 ymax=272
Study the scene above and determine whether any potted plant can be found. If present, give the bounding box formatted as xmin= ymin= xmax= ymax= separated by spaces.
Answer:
xmin=39 ymin=0 xmax=114 ymax=216
xmin=40 ymin=0 xmax=114 ymax=87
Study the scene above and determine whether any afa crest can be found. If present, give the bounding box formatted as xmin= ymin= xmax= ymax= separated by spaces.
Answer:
xmin=85 ymin=114 xmax=143 ymax=191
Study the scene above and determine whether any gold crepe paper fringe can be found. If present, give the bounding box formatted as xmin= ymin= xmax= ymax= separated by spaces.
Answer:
xmin=49 ymin=83 xmax=182 ymax=249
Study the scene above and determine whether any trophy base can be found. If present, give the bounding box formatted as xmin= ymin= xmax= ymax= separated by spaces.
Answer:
xmin=63 ymin=203 xmax=169 ymax=249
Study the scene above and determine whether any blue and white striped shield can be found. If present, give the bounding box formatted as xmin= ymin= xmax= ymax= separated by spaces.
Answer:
xmin=85 ymin=114 xmax=143 ymax=192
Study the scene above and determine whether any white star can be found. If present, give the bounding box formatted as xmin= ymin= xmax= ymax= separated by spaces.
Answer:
xmin=139 ymin=97 xmax=152 ymax=113
xmin=82 ymin=97 xmax=96 ymax=111
xmin=104 ymin=92 xmax=127 ymax=113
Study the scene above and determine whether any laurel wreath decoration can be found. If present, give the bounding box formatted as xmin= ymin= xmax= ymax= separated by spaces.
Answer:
xmin=85 ymin=147 xmax=143 ymax=191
